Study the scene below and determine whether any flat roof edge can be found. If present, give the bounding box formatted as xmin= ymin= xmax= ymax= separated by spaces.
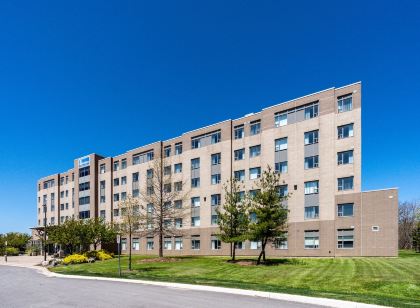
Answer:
xmin=362 ymin=187 xmax=399 ymax=193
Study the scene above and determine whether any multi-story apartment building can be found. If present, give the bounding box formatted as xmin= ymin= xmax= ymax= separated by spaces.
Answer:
xmin=35 ymin=82 xmax=398 ymax=257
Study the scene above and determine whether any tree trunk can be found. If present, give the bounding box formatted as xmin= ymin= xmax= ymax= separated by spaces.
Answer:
xmin=262 ymin=240 xmax=267 ymax=263
xmin=232 ymin=243 xmax=236 ymax=261
xmin=159 ymin=230 xmax=163 ymax=258
xmin=128 ymin=229 xmax=132 ymax=271
xmin=257 ymin=249 xmax=263 ymax=265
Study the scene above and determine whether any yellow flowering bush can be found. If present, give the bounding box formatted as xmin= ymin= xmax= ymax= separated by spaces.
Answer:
xmin=62 ymin=254 xmax=88 ymax=265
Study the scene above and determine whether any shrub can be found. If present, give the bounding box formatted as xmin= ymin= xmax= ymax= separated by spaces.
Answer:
xmin=5 ymin=247 xmax=19 ymax=256
xmin=62 ymin=254 xmax=88 ymax=265
xmin=97 ymin=250 xmax=113 ymax=261
xmin=84 ymin=251 xmax=99 ymax=259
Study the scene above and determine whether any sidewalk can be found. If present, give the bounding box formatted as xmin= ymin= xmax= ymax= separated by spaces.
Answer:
xmin=0 ymin=256 xmax=389 ymax=308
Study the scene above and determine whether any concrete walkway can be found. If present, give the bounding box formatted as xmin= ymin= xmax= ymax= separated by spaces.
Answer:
xmin=1 ymin=256 xmax=389 ymax=308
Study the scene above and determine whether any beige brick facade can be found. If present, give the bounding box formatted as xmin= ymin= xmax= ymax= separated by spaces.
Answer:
xmin=36 ymin=82 xmax=398 ymax=257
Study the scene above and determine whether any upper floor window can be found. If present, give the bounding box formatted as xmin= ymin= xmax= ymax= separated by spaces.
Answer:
xmin=304 ymin=130 xmax=319 ymax=145
xmin=211 ymin=131 xmax=221 ymax=144
xmin=164 ymin=166 xmax=171 ymax=176
xmin=164 ymin=146 xmax=171 ymax=158
xmin=60 ymin=177 xmax=64 ymax=185
xmin=304 ymin=181 xmax=319 ymax=194
xmin=121 ymin=159 xmax=127 ymax=170
xmin=338 ymin=203 xmax=354 ymax=217
xmin=191 ymin=158 xmax=200 ymax=170
xmin=304 ymin=102 xmax=319 ymax=119
xmin=338 ymin=176 xmax=354 ymax=191
xmin=274 ymin=113 xmax=287 ymax=127
xmin=337 ymin=150 xmax=354 ymax=165
xmin=175 ymin=142 xmax=183 ymax=155
xmin=234 ymin=170 xmax=245 ymax=181
xmin=113 ymin=178 xmax=119 ymax=186
xmin=278 ymin=185 xmax=288 ymax=197
xmin=113 ymin=161 xmax=120 ymax=171
xmin=234 ymin=125 xmax=244 ymax=139
xmin=275 ymin=137 xmax=287 ymax=151
xmin=146 ymin=169 xmax=154 ymax=179
xmin=305 ymin=155 xmax=319 ymax=169
xmin=211 ymin=194 xmax=221 ymax=206
xmin=79 ymin=167 xmax=90 ymax=178
xmin=234 ymin=148 xmax=245 ymax=161
xmin=132 ymin=172 xmax=139 ymax=182
xmin=249 ymin=167 xmax=261 ymax=180
xmin=211 ymin=153 xmax=221 ymax=165
xmin=79 ymin=182 xmax=90 ymax=192
xmin=337 ymin=94 xmax=353 ymax=113
xmin=249 ymin=145 xmax=261 ymax=158
xmin=99 ymin=164 xmax=106 ymax=174
xmin=133 ymin=150 xmax=154 ymax=165
xmin=250 ymin=120 xmax=261 ymax=135
xmin=43 ymin=179 xmax=55 ymax=189
xmin=338 ymin=123 xmax=354 ymax=139
xmin=191 ymin=130 xmax=221 ymax=149
xmin=275 ymin=161 xmax=288 ymax=174
xmin=191 ymin=197 xmax=200 ymax=207
xmin=174 ymin=163 xmax=182 ymax=173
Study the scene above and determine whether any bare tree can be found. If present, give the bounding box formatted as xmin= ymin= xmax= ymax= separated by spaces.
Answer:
xmin=119 ymin=194 xmax=141 ymax=271
xmin=139 ymin=158 xmax=188 ymax=258
xmin=399 ymin=200 xmax=420 ymax=249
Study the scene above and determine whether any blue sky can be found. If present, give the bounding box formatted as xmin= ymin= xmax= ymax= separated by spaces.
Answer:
xmin=0 ymin=0 xmax=419 ymax=233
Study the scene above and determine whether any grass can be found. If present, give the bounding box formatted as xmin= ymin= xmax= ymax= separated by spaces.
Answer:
xmin=50 ymin=250 xmax=420 ymax=307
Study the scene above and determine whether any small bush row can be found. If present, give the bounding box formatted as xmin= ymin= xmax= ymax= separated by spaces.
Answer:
xmin=63 ymin=250 xmax=113 ymax=265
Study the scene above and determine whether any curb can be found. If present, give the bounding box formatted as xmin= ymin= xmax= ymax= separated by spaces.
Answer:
xmin=1 ymin=263 xmax=389 ymax=308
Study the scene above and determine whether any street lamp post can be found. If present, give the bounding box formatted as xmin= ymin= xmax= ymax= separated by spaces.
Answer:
xmin=43 ymin=203 xmax=47 ymax=262
xmin=4 ymin=241 xmax=7 ymax=263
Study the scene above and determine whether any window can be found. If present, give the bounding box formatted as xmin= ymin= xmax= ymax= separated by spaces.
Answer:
xmin=113 ymin=194 xmax=119 ymax=202
xmin=278 ymin=185 xmax=288 ymax=197
xmin=191 ymin=130 xmax=221 ymax=148
xmin=275 ymin=137 xmax=287 ymax=151
xmin=191 ymin=178 xmax=200 ymax=188
xmin=249 ymin=145 xmax=261 ymax=158
xmin=133 ymin=189 xmax=139 ymax=197
xmin=147 ymin=203 xmax=154 ymax=213
xmin=133 ymin=150 xmax=154 ymax=165
xmin=211 ymin=215 xmax=218 ymax=225
xmin=175 ymin=237 xmax=183 ymax=250
xmin=121 ymin=238 xmax=127 ymax=250
xmin=274 ymin=113 xmax=287 ymax=127
xmin=211 ymin=238 xmax=221 ymax=250
xmin=338 ymin=123 xmax=354 ymax=139
xmin=249 ymin=189 xmax=259 ymax=198
xmin=113 ymin=161 xmax=120 ymax=171
xmin=236 ymin=242 xmax=245 ymax=250
xmin=211 ymin=194 xmax=221 ymax=206
xmin=211 ymin=174 xmax=221 ymax=185
xmin=79 ymin=166 xmax=90 ymax=177
xmin=191 ymin=158 xmax=200 ymax=170
xmin=121 ymin=192 xmax=127 ymax=201
xmin=337 ymin=229 xmax=354 ymax=248
xmin=191 ymin=216 xmax=200 ymax=227
xmin=164 ymin=238 xmax=172 ymax=250
xmin=338 ymin=203 xmax=354 ymax=217
xmin=174 ymin=181 xmax=182 ymax=192
xmin=337 ymin=150 xmax=354 ymax=165
xmin=304 ymin=230 xmax=319 ymax=249
xmin=237 ymin=191 xmax=245 ymax=201
xmin=175 ymin=218 xmax=183 ymax=228
xmin=164 ymin=166 xmax=171 ymax=176
xmin=249 ymin=212 xmax=257 ymax=222
xmin=338 ymin=176 xmax=354 ymax=191
xmin=234 ymin=148 xmax=245 ymax=160
xmin=211 ymin=131 xmax=221 ymax=144
xmin=234 ymin=170 xmax=245 ymax=181
xmin=121 ymin=176 xmax=127 ymax=185
xmin=147 ymin=238 xmax=154 ymax=250
xmin=338 ymin=94 xmax=353 ymax=113
xmin=372 ymin=226 xmax=380 ymax=232
xmin=113 ymin=178 xmax=119 ymax=186
xmin=304 ymin=102 xmax=319 ymax=119
xmin=121 ymin=159 xmax=127 ymax=169
xmin=132 ymin=172 xmax=139 ymax=182
xmin=174 ymin=163 xmax=182 ymax=173
xmin=60 ymin=177 xmax=64 ymax=185
xmin=305 ymin=206 xmax=319 ymax=219
xmin=250 ymin=120 xmax=261 ymax=135
xmin=305 ymin=155 xmax=319 ymax=169
xmin=250 ymin=241 xmax=262 ymax=250
xmin=164 ymin=146 xmax=171 ymax=158
xmin=132 ymin=238 xmax=140 ymax=251
xmin=100 ymin=210 xmax=106 ymax=219
xmin=175 ymin=142 xmax=183 ymax=155
xmin=249 ymin=167 xmax=261 ymax=180
xmin=79 ymin=196 xmax=90 ymax=205
xmin=79 ymin=210 xmax=90 ymax=219
xmin=304 ymin=130 xmax=319 ymax=145
xmin=147 ymin=169 xmax=153 ymax=179
xmin=163 ymin=183 xmax=171 ymax=193
xmin=100 ymin=181 xmax=106 ymax=203
xmin=191 ymin=236 xmax=200 ymax=250
xmin=174 ymin=200 xmax=182 ymax=209
xmin=211 ymin=153 xmax=221 ymax=165
xmin=275 ymin=161 xmax=288 ymax=173
xmin=304 ymin=181 xmax=319 ymax=194
xmin=113 ymin=209 xmax=119 ymax=217
xmin=234 ymin=125 xmax=244 ymax=139
xmin=191 ymin=197 xmax=200 ymax=207
xmin=275 ymin=233 xmax=288 ymax=249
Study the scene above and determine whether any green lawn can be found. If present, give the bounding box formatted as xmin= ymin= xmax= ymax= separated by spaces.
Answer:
xmin=51 ymin=250 xmax=420 ymax=307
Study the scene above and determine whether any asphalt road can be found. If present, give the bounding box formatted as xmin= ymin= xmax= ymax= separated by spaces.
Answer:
xmin=0 ymin=265 xmax=324 ymax=308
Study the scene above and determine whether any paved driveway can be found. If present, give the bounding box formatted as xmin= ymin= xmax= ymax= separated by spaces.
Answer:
xmin=0 ymin=265 xmax=323 ymax=308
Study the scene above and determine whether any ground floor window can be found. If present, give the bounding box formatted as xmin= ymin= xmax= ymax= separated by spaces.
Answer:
xmin=175 ymin=237 xmax=183 ymax=250
xmin=211 ymin=236 xmax=221 ymax=250
xmin=121 ymin=238 xmax=127 ymax=250
xmin=274 ymin=233 xmax=288 ymax=249
xmin=250 ymin=241 xmax=262 ymax=250
xmin=132 ymin=238 xmax=140 ymax=251
xmin=164 ymin=238 xmax=172 ymax=250
xmin=191 ymin=236 xmax=200 ymax=250
xmin=337 ymin=229 xmax=354 ymax=248
xmin=304 ymin=230 xmax=319 ymax=249
xmin=235 ymin=241 xmax=245 ymax=250
xmin=147 ymin=237 xmax=154 ymax=250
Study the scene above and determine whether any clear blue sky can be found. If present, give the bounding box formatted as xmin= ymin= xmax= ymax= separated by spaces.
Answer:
xmin=0 ymin=0 xmax=419 ymax=233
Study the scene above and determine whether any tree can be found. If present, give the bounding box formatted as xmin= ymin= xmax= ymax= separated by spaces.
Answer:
xmin=413 ymin=221 xmax=420 ymax=253
xmin=88 ymin=218 xmax=117 ymax=251
xmin=138 ymin=158 xmax=188 ymax=258
xmin=119 ymin=194 xmax=141 ymax=270
xmin=247 ymin=166 xmax=289 ymax=265
xmin=398 ymin=201 xmax=420 ymax=249
xmin=47 ymin=219 xmax=83 ymax=254
xmin=0 ymin=232 xmax=31 ymax=253
xmin=216 ymin=178 xmax=249 ymax=261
